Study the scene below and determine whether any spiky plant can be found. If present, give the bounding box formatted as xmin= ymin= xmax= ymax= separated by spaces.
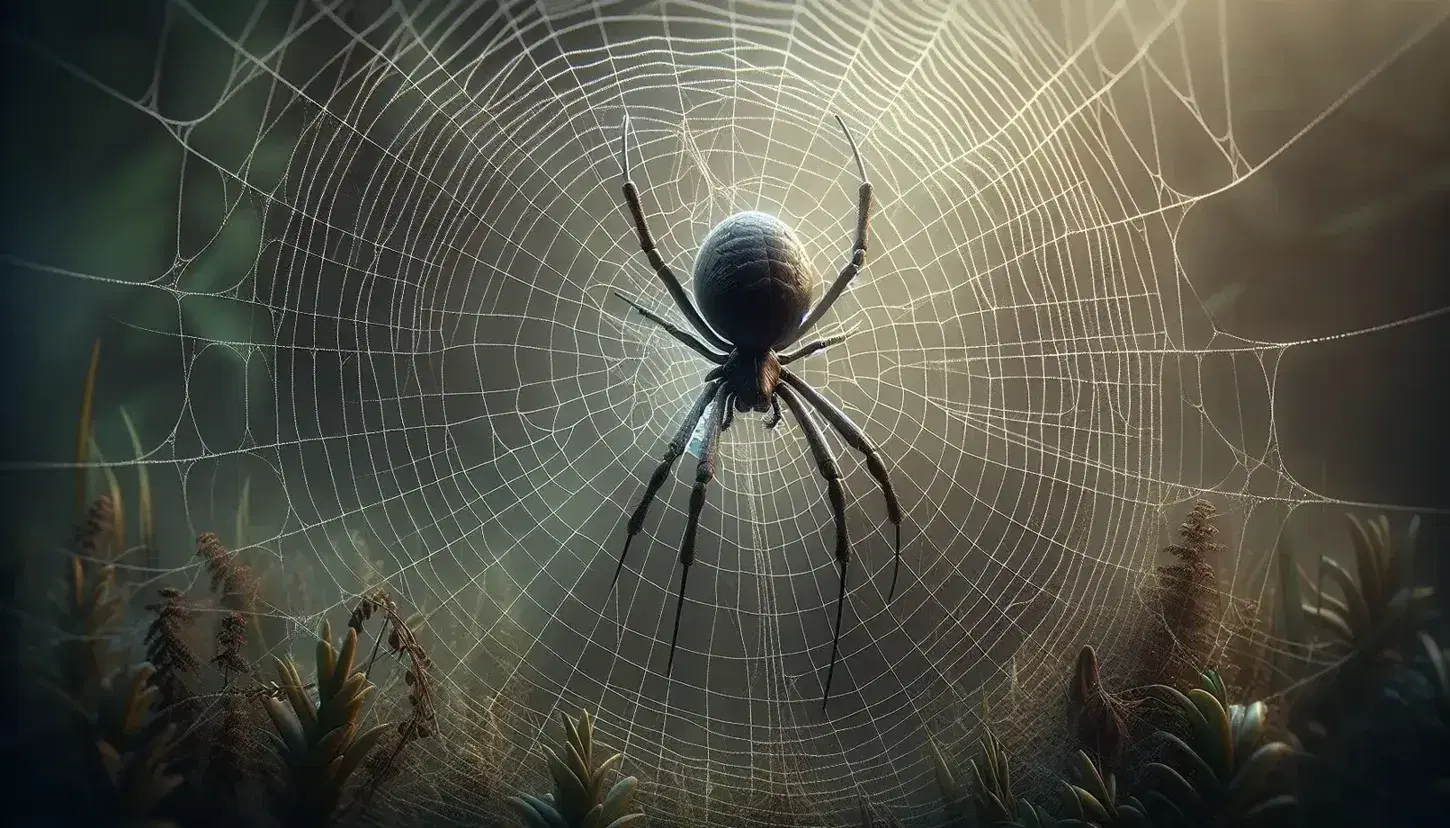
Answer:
xmin=94 ymin=661 xmax=186 ymax=828
xmin=1423 ymin=630 xmax=1449 ymax=713
xmin=208 ymin=611 xmax=258 ymax=800
xmin=1418 ymin=630 xmax=1450 ymax=803
xmin=929 ymin=736 xmax=976 ymax=827
xmin=55 ymin=539 xmax=125 ymax=713
xmin=1302 ymin=513 xmax=1432 ymax=655
xmin=262 ymin=619 xmax=393 ymax=828
xmin=197 ymin=532 xmax=263 ymax=659
xmin=1057 ymin=750 xmax=1150 ymax=827
xmin=1145 ymin=500 xmax=1224 ymax=690
xmin=143 ymin=587 xmax=199 ymax=712
xmin=1141 ymin=670 xmax=1295 ymax=827
xmin=967 ymin=726 xmax=1016 ymax=824
xmin=212 ymin=611 xmax=250 ymax=685
xmin=1294 ymin=627 xmax=1450 ymax=828
xmin=931 ymin=724 xmax=1051 ymax=827
xmin=507 ymin=709 xmax=645 ymax=828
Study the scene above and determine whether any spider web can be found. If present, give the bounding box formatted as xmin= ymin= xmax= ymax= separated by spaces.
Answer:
xmin=6 ymin=0 xmax=1450 ymax=824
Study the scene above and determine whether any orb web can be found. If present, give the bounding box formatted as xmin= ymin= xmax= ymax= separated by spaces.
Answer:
xmin=7 ymin=0 xmax=1449 ymax=825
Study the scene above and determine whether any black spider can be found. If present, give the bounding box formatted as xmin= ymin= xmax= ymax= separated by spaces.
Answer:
xmin=608 ymin=113 xmax=903 ymax=709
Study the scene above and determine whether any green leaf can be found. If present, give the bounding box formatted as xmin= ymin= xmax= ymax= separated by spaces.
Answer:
xmin=1066 ymin=784 xmax=1109 ymax=822
xmin=311 ymin=723 xmax=354 ymax=767
xmin=335 ymin=722 xmax=392 ymax=789
xmin=1187 ymin=688 xmax=1234 ymax=777
xmin=1346 ymin=514 xmax=1384 ymax=612
xmin=1316 ymin=555 xmax=1369 ymax=637
xmin=316 ymin=622 xmax=336 ymax=701
xmin=1231 ymin=701 xmax=1267 ymax=758
xmin=118 ymin=407 xmax=154 ymax=554
xmin=599 ymin=776 xmax=638 ymax=824
xmin=1302 ymin=604 xmax=1355 ymax=643
xmin=508 ymin=795 xmax=558 ymax=828
xmin=1070 ymin=750 xmax=1111 ymax=808
xmin=589 ymin=753 xmax=623 ymax=804
xmin=1418 ymin=631 xmax=1448 ymax=706
xmin=1143 ymin=761 xmax=1203 ymax=811
xmin=332 ymin=626 xmax=359 ymax=692
xmin=1151 ymin=731 xmax=1221 ymax=799
xmin=563 ymin=739 xmax=592 ymax=792
xmin=262 ymin=696 xmax=306 ymax=757
xmin=549 ymin=753 xmax=588 ymax=820
xmin=929 ymin=738 xmax=960 ymax=801
xmin=518 ymin=794 xmax=565 ymax=828
xmin=1226 ymin=742 xmax=1294 ymax=816
xmin=1145 ymin=684 xmax=1209 ymax=741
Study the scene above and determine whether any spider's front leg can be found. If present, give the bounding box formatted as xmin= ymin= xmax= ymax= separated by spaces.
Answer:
xmin=617 ymin=114 xmax=731 ymax=353
xmin=782 ymin=115 xmax=873 ymax=347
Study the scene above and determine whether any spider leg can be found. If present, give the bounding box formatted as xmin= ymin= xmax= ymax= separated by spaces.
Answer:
xmin=720 ymin=394 xmax=736 ymax=433
xmin=610 ymin=369 xmax=726 ymax=596
xmin=779 ymin=331 xmax=851 ymax=365
xmin=613 ymin=291 xmax=727 ymax=364
xmin=783 ymin=114 xmax=873 ymax=347
xmin=765 ymin=395 xmax=782 ymax=430
xmin=665 ymin=382 xmax=729 ymax=676
xmin=618 ymin=114 xmax=732 ymax=353
xmin=781 ymin=368 xmax=904 ymax=602
xmin=776 ymin=384 xmax=851 ymax=711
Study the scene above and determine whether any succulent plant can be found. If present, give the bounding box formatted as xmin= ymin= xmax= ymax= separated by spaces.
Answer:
xmin=94 ymin=661 xmax=186 ymax=828
xmin=508 ymin=709 xmax=645 ymax=828
xmin=929 ymin=736 xmax=974 ymax=827
xmin=1295 ymin=627 xmax=1450 ymax=828
xmin=1141 ymin=670 xmax=1296 ymax=827
xmin=1422 ymin=630 xmax=1450 ymax=712
xmin=1057 ymin=750 xmax=1150 ymax=828
xmin=1302 ymin=514 xmax=1432 ymax=654
xmin=931 ymin=723 xmax=1051 ymax=827
xmin=262 ymin=619 xmax=393 ymax=828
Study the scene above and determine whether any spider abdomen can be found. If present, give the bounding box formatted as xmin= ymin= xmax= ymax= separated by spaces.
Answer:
xmin=693 ymin=211 xmax=814 ymax=350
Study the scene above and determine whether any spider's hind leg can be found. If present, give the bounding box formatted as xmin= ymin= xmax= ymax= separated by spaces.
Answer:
xmin=664 ymin=384 xmax=729 ymax=677
xmin=777 ymin=384 xmax=852 ymax=711
xmin=782 ymin=369 xmax=905 ymax=602
xmin=610 ymin=371 xmax=724 ymax=596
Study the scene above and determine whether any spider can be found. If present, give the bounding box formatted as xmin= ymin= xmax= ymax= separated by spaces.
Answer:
xmin=607 ymin=113 xmax=903 ymax=709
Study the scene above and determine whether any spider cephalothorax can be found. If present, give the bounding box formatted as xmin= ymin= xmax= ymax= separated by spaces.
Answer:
xmin=608 ymin=114 xmax=904 ymax=710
